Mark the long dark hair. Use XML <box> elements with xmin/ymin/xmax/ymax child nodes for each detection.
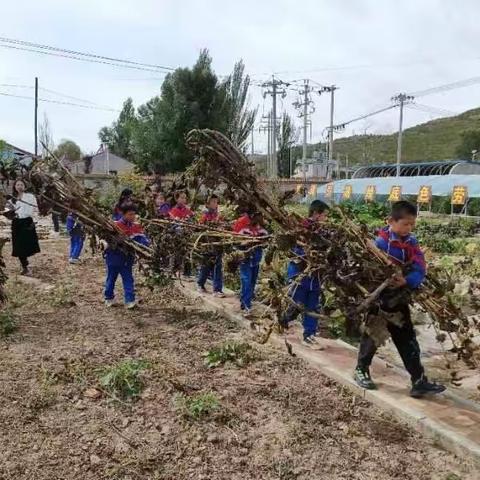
<box><xmin>12</xmin><ymin>179</ymin><xmax>26</xmax><ymax>197</ymax></box>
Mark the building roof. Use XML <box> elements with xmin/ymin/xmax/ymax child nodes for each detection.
<box><xmin>352</xmin><ymin>160</ymin><xmax>480</xmax><ymax>178</ymax></box>
<box><xmin>317</xmin><ymin>174</ymin><xmax>480</xmax><ymax>199</ymax></box>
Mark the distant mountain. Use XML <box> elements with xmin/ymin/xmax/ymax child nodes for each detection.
<box><xmin>325</xmin><ymin>107</ymin><xmax>480</xmax><ymax>165</ymax></box>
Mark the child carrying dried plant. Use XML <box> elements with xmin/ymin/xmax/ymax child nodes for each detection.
<box><xmin>169</xmin><ymin>190</ymin><xmax>195</xmax><ymax>277</ymax></box>
<box><xmin>234</xmin><ymin>211</ymin><xmax>268</xmax><ymax>318</ymax></box>
<box><xmin>197</xmin><ymin>194</ymin><xmax>225</xmax><ymax>297</ymax></box>
<box><xmin>280</xmin><ymin>200</ymin><xmax>330</xmax><ymax>347</ymax></box>
<box><xmin>66</xmin><ymin>212</ymin><xmax>85</xmax><ymax>264</ymax></box>
<box><xmin>354</xmin><ymin>200</ymin><xmax>446</xmax><ymax>398</ymax></box>
<box><xmin>104</xmin><ymin>204</ymin><xmax>150</xmax><ymax>309</ymax></box>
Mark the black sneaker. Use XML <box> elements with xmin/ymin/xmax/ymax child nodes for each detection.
<box><xmin>410</xmin><ymin>376</ymin><xmax>446</xmax><ymax>398</ymax></box>
<box><xmin>354</xmin><ymin>367</ymin><xmax>377</xmax><ymax>390</ymax></box>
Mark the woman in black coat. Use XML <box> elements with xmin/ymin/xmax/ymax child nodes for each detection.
<box><xmin>9</xmin><ymin>180</ymin><xmax>41</xmax><ymax>275</ymax></box>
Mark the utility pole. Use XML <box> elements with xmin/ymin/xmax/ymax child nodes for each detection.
<box><xmin>319</xmin><ymin>85</ymin><xmax>338</xmax><ymax>178</ymax></box>
<box><xmin>391</xmin><ymin>93</ymin><xmax>414</xmax><ymax>177</ymax></box>
<box><xmin>262</xmin><ymin>76</ymin><xmax>288</xmax><ymax>178</ymax></box>
<box><xmin>293</xmin><ymin>79</ymin><xmax>315</xmax><ymax>183</ymax></box>
<box><xmin>34</xmin><ymin>77</ymin><xmax>38</xmax><ymax>158</ymax></box>
<box><xmin>259</xmin><ymin>112</ymin><xmax>272</xmax><ymax>176</ymax></box>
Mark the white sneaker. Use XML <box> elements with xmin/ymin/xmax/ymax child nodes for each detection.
<box><xmin>196</xmin><ymin>285</ymin><xmax>208</xmax><ymax>294</ymax></box>
<box><xmin>243</xmin><ymin>308</ymin><xmax>253</xmax><ymax>318</ymax></box>
<box><xmin>69</xmin><ymin>258</ymin><xmax>79</xmax><ymax>264</ymax></box>
<box><xmin>105</xmin><ymin>299</ymin><xmax>115</xmax><ymax>307</ymax></box>
<box><xmin>213</xmin><ymin>291</ymin><xmax>225</xmax><ymax>298</ymax></box>
<box><xmin>125</xmin><ymin>301</ymin><xmax>137</xmax><ymax>310</ymax></box>
<box><xmin>302</xmin><ymin>336</ymin><xmax>315</xmax><ymax>347</ymax></box>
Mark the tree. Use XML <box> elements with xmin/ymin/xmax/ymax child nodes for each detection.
<box><xmin>277</xmin><ymin>113</ymin><xmax>299</xmax><ymax>177</ymax></box>
<box><xmin>456</xmin><ymin>130</ymin><xmax>480</xmax><ymax>159</ymax></box>
<box><xmin>54</xmin><ymin>139</ymin><xmax>82</xmax><ymax>161</ymax></box>
<box><xmin>99</xmin><ymin>98</ymin><xmax>137</xmax><ymax>160</ymax></box>
<box><xmin>223</xmin><ymin>60</ymin><xmax>257</xmax><ymax>150</ymax></box>
<box><xmin>39</xmin><ymin>113</ymin><xmax>54</xmax><ymax>158</ymax></box>
<box><xmin>133</xmin><ymin>49</ymin><xmax>229</xmax><ymax>173</ymax></box>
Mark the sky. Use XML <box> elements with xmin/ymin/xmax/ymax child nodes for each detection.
<box><xmin>1</xmin><ymin>0</ymin><xmax>480</xmax><ymax>156</ymax></box>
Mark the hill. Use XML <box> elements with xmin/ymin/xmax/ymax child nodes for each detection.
<box><xmin>325</xmin><ymin>106</ymin><xmax>480</xmax><ymax>165</ymax></box>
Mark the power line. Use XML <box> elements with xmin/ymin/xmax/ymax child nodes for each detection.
<box><xmin>40</xmin><ymin>87</ymin><xmax>114</xmax><ymax>109</ymax></box>
<box><xmin>0</xmin><ymin>91</ymin><xmax>119</xmax><ymax>112</ymax></box>
<box><xmin>0</xmin><ymin>36</ymin><xmax>175</xmax><ymax>71</ymax></box>
<box><xmin>406</xmin><ymin>102</ymin><xmax>458</xmax><ymax>117</ymax></box>
<box><xmin>408</xmin><ymin>75</ymin><xmax>480</xmax><ymax>98</ymax></box>
<box><xmin>0</xmin><ymin>43</ymin><xmax>171</xmax><ymax>74</ymax></box>
<box><xmin>333</xmin><ymin>104</ymin><xmax>397</xmax><ymax>130</ymax></box>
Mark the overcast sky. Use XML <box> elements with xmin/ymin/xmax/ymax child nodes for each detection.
<box><xmin>1</xmin><ymin>0</ymin><xmax>480</xmax><ymax>156</ymax></box>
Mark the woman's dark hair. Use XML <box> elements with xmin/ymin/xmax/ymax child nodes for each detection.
<box><xmin>309</xmin><ymin>200</ymin><xmax>329</xmax><ymax>217</ymax></box>
<box><xmin>391</xmin><ymin>200</ymin><xmax>417</xmax><ymax>220</ymax></box>
<box><xmin>12</xmin><ymin>179</ymin><xmax>27</xmax><ymax>196</ymax></box>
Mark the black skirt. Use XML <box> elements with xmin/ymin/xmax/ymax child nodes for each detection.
<box><xmin>12</xmin><ymin>217</ymin><xmax>41</xmax><ymax>258</ymax></box>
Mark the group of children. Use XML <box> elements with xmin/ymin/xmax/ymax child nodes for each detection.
<box><xmin>65</xmin><ymin>187</ymin><xmax>445</xmax><ymax>398</ymax></box>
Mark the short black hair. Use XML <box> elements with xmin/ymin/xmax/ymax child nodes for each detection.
<box><xmin>309</xmin><ymin>200</ymin><xmax>329</xmax><ymax>217</ymax></box>
<box><xmin>174</xmin><ymin>190</ymin><xmax>187</xmax><ymax>201</ymax></box>
<box><xmin>207</xmin><ymin>193</ymin><xmax>219</xmax><ymax>203</ymax></box>
<box><xmin>120</xmin><ymin>203</ymin><xmax>138</xmax><ymax>214</ymax></box>
<box><xmin>390</xmin><ymin>200</ymin><xmax>417</xmax><ymax>220</ymax></box>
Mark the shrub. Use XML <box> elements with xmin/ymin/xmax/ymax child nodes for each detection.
<box><xmin>99</xmin><ymin>359</ymin><xmax>148</xmax><ymax>400</ymax></box>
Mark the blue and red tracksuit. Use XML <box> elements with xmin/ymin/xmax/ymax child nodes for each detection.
<box><xmin>197</xmin><ymin>208</ymin><xmax>224</xmax><ymax>292</ymax></box>
<box><xmin>169</xmin><ymin>204</ymin><xmax>194</xmax><ymax>220</ymax></box>
<box><xmin>169</xmin><ymin>203</ymin><xmax>194</xmax><ymax>276</ymax></box>
<box><xmin>66</xmin><ymin>213</ymin><xmax>85</xmax><ymax>260</ymax></box>
<box><xmin>156</xmin><ymin>202</ymin><xmax>171</xmax><ymax>218</ymax></box>
<box><xmin>375</xmin><ymin>227</ymin><xmax>426</xmax><ymax>289</ymax></box>
<box><xmin>283</xmin><ymin>217</ymin><xmax>322</xmax><ymax>339</ymax></box>
<box><xmin>237</xmin><ymin>223</ymin><xmax>267</xmax><ymax>310</ymax></box>
<box><xmin>357</xmin><ymin>227</ymin><xmax>427</xmax><ymax>382</ymax></box>
<box><xmin>104</xmin><ymin>218</ymin><xmax>150</xmax><ymax>303</ymax></box>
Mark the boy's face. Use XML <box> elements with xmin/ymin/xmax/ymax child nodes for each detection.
<box><xmin>123</xmin><ymin>210</ymin><xmax>136</xmax><ymax>223</ymax></box>
<box><xmin>388</xmin><ymin>214</ymin><xmax>417</xmax><ymax>237</ymax></box>
<box><xmin>208</xmin><ymin>198</ymin><xmax>218</xmax><ymax>210</ymax></box>
<box><xmin>177</xmin><ymin>193</ymin><xmax>187</xmax><ymax>205</ymax></box>
<box><xmin>155</xmin><ymin>194</ymin><xmax>165</xmax><ymax>206</ymax></box>
<box><xmin>311</xmin><ymin>211</ymin><xmax>328</xmax><ymax>223</ymax></box>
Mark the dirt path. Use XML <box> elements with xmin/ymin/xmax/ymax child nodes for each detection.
<box><xmin>0</xmin><ymin>240</ymin><xmax>476</xmax><ymax>479</ymax></box>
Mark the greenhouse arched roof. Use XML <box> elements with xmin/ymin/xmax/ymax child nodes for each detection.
<box><xmin>316</xmin><ymin>175</ymin><xmax>480</xmax><ymax>198</ymax></box>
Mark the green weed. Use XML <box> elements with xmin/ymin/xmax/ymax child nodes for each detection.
<box><xmin>0</xmin><ymin>309</ymin><xmax>17</xmax><ymax>337</ymax></box>
<box><xmin>203</xmin><ymin>341</ymin><xmax>254</xmax><ymax>368</ymax></box>
<box><xmin>175</xmin><ymin>391</ymin><xmax>220</xmax><ymax>420</ymax></box>
<box><xmin>99</xmin><ymin>359</ymin><xmax>148</xmax><ymax>401</ymax></box>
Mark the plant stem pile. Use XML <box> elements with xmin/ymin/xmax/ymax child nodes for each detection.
<box><xmin>185</xmin><ymin>129</ymin><xmax>480</xmax><ymax>374</ymax></box>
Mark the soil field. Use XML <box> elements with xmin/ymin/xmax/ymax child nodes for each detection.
<box><xmin>0</xmin><ymin>239</ymin><xmax>476</xmax><ymax>479</ymax></box>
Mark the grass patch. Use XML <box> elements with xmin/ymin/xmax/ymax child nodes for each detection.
<box><xmin>98</xmin><ymin>359</ymin><xmax>148</xmax><ymax>401</ymax></box>
<box><xmin>174</xmin><ymin>391</ymin><xmax>220</xmax><ymax>420</ymax></box>
<box><xmin>203</xmin><ymin>341</ymin><xmax>255</xmax><ymax>368</ymax></box>
<box><xmin>0</xmin><ymin>309</ymin><xmax>17</xmax><ymax>337</ymax></box>
<box><xmin>49</xmin><ymin>282</ymin><xmax>76</xmax><ymax>307</ymax></box>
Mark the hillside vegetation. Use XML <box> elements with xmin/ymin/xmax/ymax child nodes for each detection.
<box><xmin>328</xmin><ymin>107</ymin><xmax>480</xmax><ymax>165</ymax></box>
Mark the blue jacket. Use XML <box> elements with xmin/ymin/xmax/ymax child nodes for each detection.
<box><xmin>66</xmin><ymin>214</ymin><xmax>84</xmax><ymax>237</ymax></box>
<box><xmin>376</xmin><ymin>227</ymin><xmax>426</xmax><ymax>289</ymax></box>
<box><xmin>287</xmin><ymin>218</ymin><xmax>321</xmax><ymax>291</ymax></box>
<box><xmin>105</xmin><ymin>218</ymin><xmax>150</xmax><ymax>268</ymax></box>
